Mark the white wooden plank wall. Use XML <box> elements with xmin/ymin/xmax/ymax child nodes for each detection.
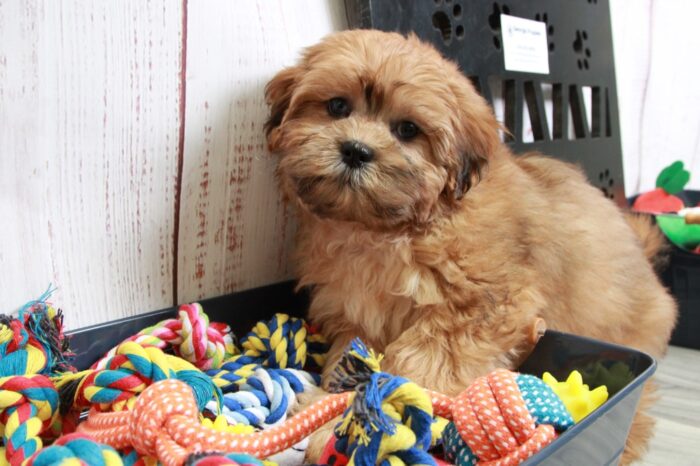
<box><xmin>1</xmin><ymin>0</ymin><xmax>699</xmax><ymax>328</ymax></box>
<box><xmin>0</xmin><ymin>0</ymin><xmax>182</xmax><ymax>328</ymax></box>
<box><xmin>177</xmin><ymin>0</ymin><xmax>346</xmax><ymax>304</ymax></box>
<box><xmin>611</xmin><ymin>0</ymin><xmax>700</xmax><ymax>193</ymax></box>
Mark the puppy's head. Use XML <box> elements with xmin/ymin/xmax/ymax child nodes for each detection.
<box><xmin>265</xmin><ymin>30</ymin><xmax>500</xmax><ymax>230</ymax></box>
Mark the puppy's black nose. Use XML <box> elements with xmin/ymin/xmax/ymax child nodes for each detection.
<box><xmin>340</xmin><ymin>140</ymin><xmax>374</xmax><ymax>168</ymax></box>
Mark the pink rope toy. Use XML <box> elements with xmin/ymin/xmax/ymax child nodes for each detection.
<box><xmin>93</xmin><ymin>303</ymin><xmax>236</xmax><ymax>371</ymax></box>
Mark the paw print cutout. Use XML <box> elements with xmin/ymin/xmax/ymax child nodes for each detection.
<box><xmin>487</xmin><ymin>2</ymin><xmax>511</xmax><ymax>50</ymax></box>
<box><xmin>432</xmin><ymin>0</ymin><xmax>465</xmax><ymax>44</ymax></box>
<box><xmin>573</xmin><ymin>29</ymin><xmax>592</xmax><ymax>70</ymax></box>
<box><xmin>599</xmin><ymin>169</ymin><xmax>614</xmax><ymax>199</ymax></box>
<box><xmin>534</xmin><ymin>12</ymin><xmax>555</xmax><ymax>52</ymax></box>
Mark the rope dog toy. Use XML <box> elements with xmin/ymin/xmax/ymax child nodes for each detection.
<box><xmin>74</xmin><ymin>340</ymin><xmax>453</xmax><ymax>466</ymax></box>
<box><xmin>329</xmin><ymin>339</ymin><xmax>437</xmax><ymax>466</ymax></box>
<box><xmin>4</xmin><ymin>292</ymin><xmax>608</xmax><ymax>466</ymax></box>
<box><xmin>76</xmin><ymin>379</ymin><xmax>351</xmax><ymax>465</ymax></box>
<box><xmin>239</xmin><ymin>314</ymin><xmax>327</xmax><ymax>371</ymax></box>
<box><xmin>25</xmin><ymin>433</ymin><xmax>123</xmax><ymax>466</ymax></box>
<box><xmin>205</xmin><ymin>314</ymin><xmax>327</xmax><ymax>392</ymax></box>
<box><xmin>55</xmin><ymin>342</ymin><xmax>221</xmax><ymax>413</ymax></box>
<box><xmin>207</xmin><ymin>366</ymin><xmax>318</xmax><ymax>428</ymax></box>
<box><xmin>442</xmin><ymin>369</ymin><xmax>574</xmax><ymax>466</ymax></box>
<box><xmin>57</xmin><ymin>310</ymin><xmax>327</xmax><ymax>466</ymax></box>
<box><xmin>94</xmin><ymin>303</ymin><xmax>236</xmax><ymax>371</ymax></box>
<box><xmin>0</xmin><ymin>293</ymin><xmax>72</xmax><ymax>466</ymax></box>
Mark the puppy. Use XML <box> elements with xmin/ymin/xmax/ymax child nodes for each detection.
<box><xmin>264</xmin><ymin>30</ymin><xmax>676</xmax><ymax>463</ymax></box>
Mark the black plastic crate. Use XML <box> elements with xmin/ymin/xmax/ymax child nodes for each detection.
<box><xmin>518</xmin><ymin>331</ymin><xmax>654</xmax><ymax>466</ymax></box>
<box><xmin>345</xmin><ymin>0</ymin><xmax>627</xmax><ymax>206</ymax></box>
<box><xmin>629</xmin><ymin>190</ymin><xmax>700</xmax><ymax>350</ymax></box>
<box><xmin>67</xmin><ymin>282</ymin><xmax>656</xmax><ymax>466</ymax></box>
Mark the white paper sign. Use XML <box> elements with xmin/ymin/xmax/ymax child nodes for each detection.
<box><xmin>501</xmin><ymin>14</ymin><xmax>550</xmax><ymax>74</ymax></box>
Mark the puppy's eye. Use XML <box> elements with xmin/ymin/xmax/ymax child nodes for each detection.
<box><xmin>394</xmin><ymin>121</ymin><xmax>420</xmax><ymax>141</ymax></box>
<box><xmin>327</xmin><ymin>97</ymin><xmax>351</xmax><ymax>118</ymax></box>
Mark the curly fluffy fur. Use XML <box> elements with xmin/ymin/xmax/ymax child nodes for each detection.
<box><xmin>265</xmin><ymin>30</ymin><xmax>676</xmax><ymax>463</ymax></box>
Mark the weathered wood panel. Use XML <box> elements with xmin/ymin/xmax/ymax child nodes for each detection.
<box><xmin>177</xmin><ymin>0</ymin><xmax>346</xmax><ymax>303</ymax></box>
<box><xmin>611</xmin><ymin>0</ymin><xmax>700</xmax><ymax>195</ymax></box>
<box><xmin>0</xmin><ymin>1</ymin><xmax>183</xmax><ymax>328</ymax></box>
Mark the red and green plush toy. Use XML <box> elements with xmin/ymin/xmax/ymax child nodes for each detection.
<box><xmin>633</xmin><ymin>161</ymin><xmax>700</xmax><ymax>253</ymax></box>
<box><xmin>632</xmin><ymin>161</ymin><xmax>690</xmax><ymax>213</ymax></box>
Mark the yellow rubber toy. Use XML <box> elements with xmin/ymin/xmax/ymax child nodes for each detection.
<box><xmin>542</xmin><ymin>370</ymin><xmax>608</xmax><ymax>423</ymax></box>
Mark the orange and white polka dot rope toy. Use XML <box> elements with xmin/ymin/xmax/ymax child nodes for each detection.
<box><xmin>78</xmin><ymin>378</ymin><xmax>351</xmax><ymax>465</ymax></box>
<box><xmin>443</xmin><ymin>369</ymin><xmax>576</xmax><ymax>466</ymax></box>
<box><xmin>75</xmin><ymin>341</ymin><xmax>454</xmax><ymax>466</ymax></box>
<box><xmin>77</xmin><ymin>380</ymin><xmax>454</xmax><ymax>466</ymax></box>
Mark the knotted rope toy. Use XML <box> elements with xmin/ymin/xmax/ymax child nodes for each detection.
<box><xmin>327</xmin><ymin>339</ymin><xmax>437</xmax><ymax>466</ymax></box>
<box><xmin>442</xmin><ymin>369</ymin><xmax>575</xmax><ymax>466</ymax></box>
<box><xmin>74</xmin><ymin>338</ymin><xmax>453</xmax><ymax>466</ymax></box>
<box><xmin>59</xmin><ymin>308</ymin><xmax>326</xmax><ymax>466</ymax></box>
<box><xmin>94</xmin><ymin>303</ymin><xmax>236</xmax><ymax>371</ymax></box>
<box><xmin>25</xmin><ymin>433</ymin><xmax>123</xmax><ymax>466</ymax></box>
<box><xmin>55</xmin><ymin>341</ymin><xmax>221</xmax><ymax>414</ymax></box>
<box><xmin>207</xmin><ymin>366</ymin><xmax>318</xmax><ymax>428</ymax></box>
<box><xmin>239</xmin><ymin>314</ymin><xmax>327</xmax><ymax>371</ymax></box>
<box><xmin>202</xmin><ymin>312</ymin><xmax>327</xmax><ymax>461</ymax></box>
<box><xmin>0</xmin><ymin>291</ymin><xmax>72</xmax><ymax>466</ymax></box>
<box><xmin>3</xmin><ymin>293</ymin><xmax>610</xmax><ymax>466</ymax></box>
<box><xmin>76</xmin><ymin>378</ymin><xmax>350</xmax><ymax>465</ymax></box>
<box><xmin>205</xmin><ymin>313</ymin><xmax>327</xmax><ymax>390</ymax></box>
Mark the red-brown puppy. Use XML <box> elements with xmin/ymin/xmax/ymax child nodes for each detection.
<box><xmin>265</xmin><ymin>30</ymin><xmax>676</xmax><ymax>463</ymax></box>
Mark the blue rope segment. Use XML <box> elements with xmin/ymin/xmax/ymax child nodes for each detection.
<box><xmin>206</xmin><ymin>366</ymin><xmax>318</xmax><ymax>428</ymax></box>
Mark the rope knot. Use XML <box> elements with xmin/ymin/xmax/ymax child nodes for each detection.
<box><xmin>169</xmin><ymin>304</ymin><xmax>236</xmax><ymax>371</ymax></box>
<box><xmin>0</xmin><ymin>292</ymin><xmax>70</xmax><ymax>466</ymax></box>
<box><xmin>64</xmin><ymin>342</ymin><xmax>220</xmax><ymax>413</ymax></box>
<box><xmin>445</xmin><ymin>369</ymin><xmax>573</xmax><ymax>466</ymax></box>
<box><xmin>129</xmin><ymin>379</ymin><xmax>199</xmax><ymax>458</ymax></box>
<box><xmin>94</xmin><ymin>303</ymin><xmax>236</xmax><ymax>371</ymax></box>
<box><xmin>240</xmin><ymin>314</ymin><xmax>327</xmax><ymax>370</ymax></box>
<box><xmin>25</xmin><ymin>433</ymin><xmax>123</xmax><ymax>466</ymax></box>
<box><xmin>82</xmin><ymin>343</ymin><xmax>177</xmax><ymax>410</ymax></box>
<box><xmin>331</xmin><ymin>339</ymin><xmax>436</xmax><ymax>466</ymax></box>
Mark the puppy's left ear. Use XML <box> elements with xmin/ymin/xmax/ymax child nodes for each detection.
<box><xmin>445</xmin><ymin>80</ymin><xmax>501</xmax><ymax>201</ymax></box>
<box><xmin>264</xmin><ymin>65</ymin><xmax>302</xmax><ymax>151</ymax></box>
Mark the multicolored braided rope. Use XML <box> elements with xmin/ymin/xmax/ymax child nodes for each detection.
<box><xmin>94</xmin><ymin>303</ymin><xmax>236</xmax><ymax>371</ymax></box>
<box><xmin>75</xmin><ymin>339</ymin><xmax>453</xmax><ymax>466</ymax></box>
<box><xmin>0</xmin><ymin>293</ymin><xmax>72</xmax><ymax>466</ymax></box>
<box><xmin>328</xmin><ymin>339</ymin><xmax>437</xmax><ymax>466</ymax></box>
<box><xmin>25</xmin><ymin>433</ymin><xmax>123</xmax><ymax>466</ymax></box>
<box><xmin>239</xmin><ymin>314</ymin><xmax>326</xmax><ymax>371</ymax></box>
<box><xmin>76</xmin><ymin>378</ymin><xmax>350</xmax><ymax>465</ymax></box>
<box><xmin>207</xmin><ymin>366</ymin><xmax>317</xmax><ymax>428</ymax></box>
<box><xmin>54</xmin><ymin>342</ymin><xmax>221</xmax><ymax>414</ymax></box>
<box><xmin>203</xmin><ymin>314</ymin><xmax>327</xmax><ymax>432</ymax></box>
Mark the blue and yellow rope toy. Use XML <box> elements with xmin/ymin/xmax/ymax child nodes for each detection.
<box><xmin>327</xmin><ymin>339</ymin><xmax>437</xmax><ymax>466</ymax></box>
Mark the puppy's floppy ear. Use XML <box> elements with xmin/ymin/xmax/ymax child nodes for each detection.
<box><xmin>445</xmin><ymin>80</ymin><xmax>501</xmax><ymax>201</ymax></box>
<box><xmin>264</xmin><ymin>65</ymin><xmax>302</xmax><ymax>150</ymax></box>
<box><xmin>453</xmin><ymin>151</ymin><xmax>488</xmax><ymax>200</ymax></box>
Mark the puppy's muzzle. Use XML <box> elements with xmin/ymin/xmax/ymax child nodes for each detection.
<box><xmin>340</xmin><ymin>140</ymin><xmax>374</xmax><ymax>169</ymax></box>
